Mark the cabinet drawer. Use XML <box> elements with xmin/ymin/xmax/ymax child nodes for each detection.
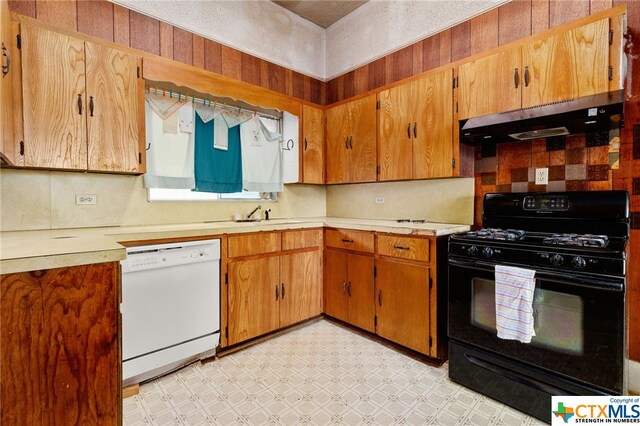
<box><xmin>325</xmin><ymin>229</ymin><xmax>374</xmax><ymax>253</ymax></box>
<box><xmin>377</xmin><ymin>235</ymin><xmax>429</xmax><ymax>262</ymax></box>
<box><xmin>282</xmin><ymin>229</ymin><xmax>322</xmax><ymax>251</ymax></box>
<box><xmin>228</xmin><ymin>232</ymin><xmax>281</xmax><ymax>258</ymax></box>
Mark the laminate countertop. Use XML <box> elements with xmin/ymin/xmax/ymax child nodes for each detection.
<box><xmin>0</xmin><ymin>217</ymin><xmax>470</xmax><ymax>274</ymax></box>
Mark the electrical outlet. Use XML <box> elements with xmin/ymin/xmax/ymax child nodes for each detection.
<box><xmin>375</xmin><ymin>196</ymin><xmax>385</xmax><ymax>204</ymax></box>
<box><xmin>535</xmin><ymin>168</ymin><xmax>549</xmax><ymax>185</ymax></box>
<box><xmin>75</xmin><ymin>194</ymin><xmax>97</xmax><ymax>205</ymax></box>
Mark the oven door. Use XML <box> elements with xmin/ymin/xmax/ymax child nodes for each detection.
<box><xmin>448</xmin><ymin>256</ymin><xmax>625</xmax><ymax>394</ymax></box>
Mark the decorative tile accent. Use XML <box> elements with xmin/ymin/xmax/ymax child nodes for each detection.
<box><xmin>549</xmin><ymin>150</ymin><xmax>566</xmax><ymax>166</ymax></box>
<box><xmin>482</xmin><ymin>157</ymin><xmax>497</xmax><ymax>173</ymax></box>
<box><xmin>565</xmin><ymin>134</ymin><xmax>586</xmax><ymax>149</ymax></box>
<box><xmin>511</xmin><ymin>182</ymin><xmax>528</xmax><ymax>192</ymax></box>
<box><xmin>548</xmin><ymin>165</ymin><xmax>565</xmax><ymax>181</ymax></box>
<box><xmin>587</xmin><ymin>165</ymin><xmax>610</xmax><ymax>181</ymax></box>
<box><xmin>511</xmin><ymin>168</ymin><xmax>529</xmax><ymax>182</ymax></box>
<box><xmin>546</xmin><ymin>136</ymin><xmax>566</xmax><ymax>151</ymax></box>
<box><xmin>481</xmin><ymin>173</ymin><xmax>496</xmax><ymax>185</ymax></box>
<box><xmin>528</xmin><ymin>183</ymin><xmax>546</xmax><ymax>192</ymax></box>
<box><xmin>123</xmin><ymin>320</ymin><xmax>545</xmax><ymax>426</ymax></box>
<box><xmin>496</xmin><ymin>184</ymin><xmax>511</xmax><ymax>193</ymax></box>
<box><xmin>566</xmin><ymin>180</ymin><xmax>587</xmax><ymax>191</ymax></box>
<box><xmin>547</xmin><ymin>181</ymin><xmax>566</xmax><ymax>192</ymax></box>
<box><xmin>565</xmin><ymin>148</ymin><xmax>586</xmax><ymax>165</ymax></box>
<box><xmin>565</xmin><ymin>164</ymin><xmax>587</xmax><ymax>181</ymax></box>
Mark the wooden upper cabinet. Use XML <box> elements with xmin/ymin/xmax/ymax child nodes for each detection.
<box><xmin>458</xmin><ymin>17</ymin><xmax>615</xmax><ymax>119</ymax></box>
<box><xmin>1</xmin><ymin>0</ymin><xmax>15</xmax><ymax>164</ymax></box>
<box><xmin>458</xmin><ymin>48</ymin><xmax>522</xmax><ymax>120</ymax></box>
<box><xmin>21</xmin><ymin>23</ymin><xmax>88</xmax><ymax>169</ymax></box>
<box><xmin>17</xmin><ymin>22</ymin><xmax>144</xmax><ymax>173</ymax></box>
<box><xmin>85</xmin><ymin>42</ymin><xmax>144</xmax><ymax>173</ymax></box>
<box><xmin>326</xmin><ymin>94</ymin><xmax>376</xmax><ymax>183</ymax></box>
<box><xmin>521</xmin><ymin>18</ymin><xmax>610</xmax><ymax>108</ymax></box>
<box><xmin>378</xmin><ymin>82</ymin><xmax>414</xmax><ymax>181</ymax></box>
<box><xmin>301</xmin><ymin>105</ymin><xmax>325</xmax><ymax>184</ymax></box>
<box><xmin>378</xmin><ymin>69</ymin><xmax>453</xmax><ymax>180</ymax></box>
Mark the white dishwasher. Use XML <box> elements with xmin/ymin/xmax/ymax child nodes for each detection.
<box><xmin>120</xmin><ymin>239</ymin><xmax>220</xmax><ymax>386</ymax></box>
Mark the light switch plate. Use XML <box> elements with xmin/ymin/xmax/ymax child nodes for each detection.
<box><xmin>375</xmin><ymin>196</ymin><xmax>385</xmax><ymax>204</ymax></box>
<box><xmin>75</xmin><ymin>194</ymin><xmax>97</xmax><ymax>205</ymax></box>
<box><xmin>535</xmin><ymin>168</ymin><xmax>549</xmax><ymax>185</ymax></box>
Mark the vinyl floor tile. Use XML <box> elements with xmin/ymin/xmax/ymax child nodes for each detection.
<box><xmin>124</xmin><ymin>320</ymin><xmax>546</xmax><ymax>425</ymax></box>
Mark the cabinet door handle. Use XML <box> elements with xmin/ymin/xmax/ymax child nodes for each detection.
<box><xmin>349</xmin><ymin>136</ymin><xmax>353</xmax><ymax>149</ymax></box>
<box><xmin>89</xmin><ymin>96</ymin><xmax>94</xmax><ymax>117</ymax></box>
<box><xmin>345</xmin><ymin>136</ymin><xmax>349</xmax><ymax>149</ymax></box>
<box><xmin>341</xmin><ymin>239</ymin><xmax>354</xmax><ymax>243</ymax></box>
<box><xmin>524</xmin><ymin>66</ymin><xmax>530</xmax><ymax>87</ymax></box>
<box><xmin>413</xmin><ymin>122</ymin><xmax>417</xmax><ymax>138</ymax></box>
<box><xmin>394</xmin><ymin>245</ymin><xmax>410</xmax><ymax>250</ymax></box>
<box><xmin>407</xmin><ymin>123</ymin><xmax>411</xmax><ymax>139</ymax></box>
<box><xmin>304</xmin><ymin>138</ymin><xmax>308</xmax><ymax>150</ymax></box>
<box><xmin>378</xmin><ymin>289</ymin><xmax>382</xmax><ymax>306</ymax></box>
<box><xmin>77</xmin><ymin>94</ymin><xmax>83</xmax><ymax>115</ymax></box>
<box><xmin>281</xmin><ymin>283</ymin><xmax>285</xmax><ymax>300</ymax></box>
<box><xmin>347</xmin><ymin>281</ymin><xmax>352</xmax><ymax>297</ymax></box>
<box><xmin>514</xmin><ymin>68</ymin><xmax>519</xmax><ymax>89</ymax></box>
<box><xmin>2</xmin><ymin>43</ymin><xmax>10</xmax><ymax>77</ymax></box>
<box><xmin>342</xmin><ymin>281</ymin><xmax>347</xmax><ymax>294</ymax></box>
<box><xmin>276</xmin><ymin>284</ymin><xmax>279</xmax><ymax>301</ymax></box>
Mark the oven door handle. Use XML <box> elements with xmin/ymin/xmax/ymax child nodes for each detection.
<box><xmin>448</xmin><ymin>257</ymin><xmax>624</xmax><ymax>292</ymax></box>
<box><xmin>463</xmin><ymin>353</ymin><xmax>575</xmax><ymax>396</ymax></box>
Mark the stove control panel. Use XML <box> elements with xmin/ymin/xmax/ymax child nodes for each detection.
<box><xmin>523</xmin><ymin>195</ymin><xmax>569</xmax><ymax>211</ymax></box>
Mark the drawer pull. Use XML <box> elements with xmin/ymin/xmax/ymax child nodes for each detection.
<box><xmin>341</xmin><ymin>239</ymin><xmax>354</xmax><ymax>243</ymax></box>
<box><xmin>393</xmin><ymin>245</ymin><xmax>410</xmax><ymax>250</ymax></box>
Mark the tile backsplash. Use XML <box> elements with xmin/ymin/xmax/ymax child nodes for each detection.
<box><xmin>473</xmin><ymin>132</ymin><xmax>616</xmax><ymax>225</ymax></box>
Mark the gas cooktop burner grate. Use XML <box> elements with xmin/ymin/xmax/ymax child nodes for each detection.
<box><xmin>542</xmin><ymin>233</ymin><xmax>609</xmax><ymax>248</ymax></box>
<box><xmin>465</xmin><ymin>228</ymin><xmax>526</xmax><ymax>241</ymax></box>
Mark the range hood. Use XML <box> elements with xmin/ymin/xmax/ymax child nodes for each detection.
<box><xmin>459</xmin><ymin>90</ymin><xmax>624</xmax><ymax>144</ymax></box>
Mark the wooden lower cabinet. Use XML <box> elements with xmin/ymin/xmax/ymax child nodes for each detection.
<box><xmin>227</xmin><ymin>256</ymin><xmax>280</xmax><ymax>346</ymax></box>
<box><xmin>375</xmin><ymin>259</ymin><xmax>430</xmax><ymax>354</ymax></box>
<box><xmin>323</xmin><ymin>250</ymin><xmax>375</xmax><ymax>333</ymax></box>
<box><xmin>1</xmin><ymin>262</ymin><xmax>121</xmax><ymax>426</ymax></box>
<box><xmin>280</xmin><ymin>251</ymin><xmax>322</xmax><ymax>327</ymax></box>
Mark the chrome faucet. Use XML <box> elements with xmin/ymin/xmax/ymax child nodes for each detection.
<box><xmin>246</xmin><ymin>205</ymin><xmax>262</xmax><ymax>220</ymax></box>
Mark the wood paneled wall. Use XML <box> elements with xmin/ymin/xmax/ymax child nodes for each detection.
<box><xmin>325</xmin><ymin>0</ymin><xmax>620</xmax><ymax>104</ymax></box>
<box><xmin>7</xmin><ymin>0</ymin><xmax>324</xmax><ymax>105</ymax></box>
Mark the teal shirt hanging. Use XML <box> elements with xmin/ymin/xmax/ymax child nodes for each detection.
<box><xmin>193</xmin><ymin>114</ymin><xmax>243</xmax><ymax>193</ymax></box>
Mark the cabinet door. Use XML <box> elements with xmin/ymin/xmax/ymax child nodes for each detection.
<box><xmin>457</xmin><ymin>48</ymin><xmax>521</xmax><ymax>120</ymax></box>
<box><xmin>1</xmin><ymin>0</ymin><xmax>14</xmax><ymax>164</ymax></box>
<box><xmin>21</xmin><ymin>23</ymin><xmax>87</xmax><ymax>169</ymax></box>
<box><xmin>325</xmin><ymin>102</ymin><xmax>350</xmax><ymax>184</ymax></box>
<box><xmin>323</xmin><ymin>250</ymin><xmax>348</xmax><ymax>322</ymax></box>
<box><xmin>348</xmin><ymin>94</ymin><xmax>377</xmax><ymax>183</ymax></box>
<box><xmin>302</xmin><ymin>105</ymin><xmax>325</xmax><ymax>184</ymax></box>
<box><xmin>280</xmin><ymin>250</ymin><xmax>322</xmax><ymax>327</ymax></box>
<box><xmin>522</xmin><ymin>18</ymin><xmax>610</xmax><ymax>108</ymax></box>
<box><xmin>346</xmin><ymin>253</ymin><xmax>375</xmax><ymax>333</ymax></box>
<box><xmin>228</xmin><ymin>257</ymin><xmax>280</xmax><ymax>345</ymax></box>
<box><xmin>85</xmin><ymin>42</ymin><xmax>143</xmax><ymax>173</ymax></box>
<box><xmin>378</xmin><ymin>83</ymin><xmax>414</xmax><ymax>181</ymax></box>
<box><xmin>376</xmin><ymin>259</ymin><xmax>430</xmax><ymax>354</ymax></box>
<box><xmin>413</xmin><ymin>70</ymin><xmax>454</xmax><ymax>179</ymax></box>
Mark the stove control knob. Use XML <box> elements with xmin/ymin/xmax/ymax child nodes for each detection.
<box><xmin>468</xmin><ymin>245</ymin><xmax>479</xmax><ymax>256</ymax></box>
<box><xmin>482</xmin><ymin>247</ymin><xmax>494</xmax><ymax>258</ymax></box>
<box><xmin>550</xmin><ymin>254</ymin><xmax>564</xmax><ymax>266</ymax></box>
<box><xmin>572</xmin><ymin>256</ymin><xmax>587</xmax><ymax>269</ymax></box>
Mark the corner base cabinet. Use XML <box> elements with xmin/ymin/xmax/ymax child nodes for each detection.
<box><xmin>1</xmin><ymin>262</ymin><xmax>121</xmax><ymax>426</ymax></box>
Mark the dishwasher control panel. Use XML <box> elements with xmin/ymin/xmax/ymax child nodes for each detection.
<box><xmin>121</xmin><ymin>239</ymin><xmax>221</xmax><ymax>273</ymax></box>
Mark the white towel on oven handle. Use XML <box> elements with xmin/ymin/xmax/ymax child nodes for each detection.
<box><xmin>494</xmin><ymin>265</ymin><xmax>537</xmax><ymax>343</ymax></box>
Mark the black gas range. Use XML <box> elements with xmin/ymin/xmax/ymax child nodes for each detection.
<box><xmin>448</xmin><ymin>191</ymin><xmax>629</xmax><ymax>421</ymax></box>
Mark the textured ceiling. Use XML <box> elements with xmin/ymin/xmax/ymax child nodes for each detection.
<box><xmin>272</xmin><ymin>0</ymin><xmax>368</xmax><ymax>28</ymax></box>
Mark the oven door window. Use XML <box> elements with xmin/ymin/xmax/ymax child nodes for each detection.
<box><xmin>471</xmin><ymin>278</ymin><xmax>584</xmax><ymax>355</ymax></box>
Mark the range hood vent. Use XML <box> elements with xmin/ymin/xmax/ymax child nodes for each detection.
<box><xmin>460</xmin><ymin>90</ymin><xmax>624</xmax><ymax>144</ymax></box>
